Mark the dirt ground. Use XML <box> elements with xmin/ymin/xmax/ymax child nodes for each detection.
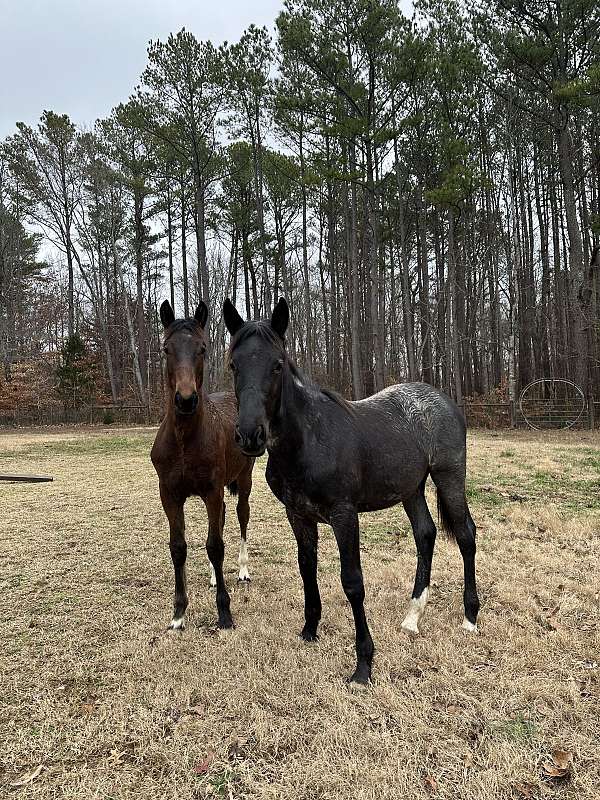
<box><xmin>0</xmin><ymin>426</ymin><xmax>598</xmax><ymax>800</ymax></box>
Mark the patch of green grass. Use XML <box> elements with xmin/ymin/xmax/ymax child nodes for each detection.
<box><xmin>491</xmin><ymin>714</ymin><xmax>537</xmax><ymax>743</ymax></box>
<box><xmin>578</xmin><ymin>454</ymin><xmax>600</xmax><ymax>470</ymax></box>
<box><xmin>360</xmin><ymin>523</ymin><xmax>409</xmax><ymax>544</ymax></box>
<box><xmin>499</xmin><ymin>449</ymin><xmax>515</xmax><ymax>458</ymax></box>
<box><xmin>207</xmin><ymin>768</ymin><xmax>236</xmax><ymax>797</ymax></box>
<box><xmin>466</xmin><ymin>484</ymin><xmax>504</xmax><ymax>507</ymax></box>
<box><xmin>0</xmin><ymin>434</ymin><xmax>153</xmax><ymax>459</ymax></box>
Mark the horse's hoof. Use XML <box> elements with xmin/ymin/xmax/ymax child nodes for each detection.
<box><xmin>237</xmin><ymin>575</ymin><xmax>251</xmax><ymax>583</ymax></box>
<box><xmin>218</xmin><ymin>617</ymin><xmax>235</xmax><ymax>630</ymax></box>
<box><xmin>348</xmin><ymin>666</ymin><xmax>371</xmax><ymax>687</ymax></box>
<box><xmin>401</xmin><ymin>621</ymin><xmax>420</xmax><ymax>637</ymax></box>
<box><xmin>168</xmin><ymin>618</ymin><xmax>185</xmax><ymax>631</ymax></box>
<box><xmin>462</xmin><ymin>617</ymin><xmax>478</xmax><ymax>633</ymax></box>
<box><xmin>300</xmin><ymin>626</ymin><xmax>318</xmax><ymax>642</ymax></box>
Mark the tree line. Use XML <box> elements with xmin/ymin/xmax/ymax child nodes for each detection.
<box><xmin>0</xmin><ymin>0</ymin><xmax>599</xmax><ymax>419</ymax></box>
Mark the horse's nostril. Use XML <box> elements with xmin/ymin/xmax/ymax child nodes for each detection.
<box><xmin>234</xmin><ymin>426</ymin><xmax>243</xmax><ymax>445</ymax></box>
<box><xmin>175</xmin><ymin>391</ymin><xmax>198</xmax><ymax>414</ymax></box>
<box><xmin>256</xmin><ymin>425</ymin><xmax>266</xmax><ymax>446</ymax></box>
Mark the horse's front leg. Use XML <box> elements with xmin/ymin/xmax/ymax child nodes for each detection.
<box><xmin>205</xmin><ymin>489</ymin><xmax>233</xmax><ymax>629</ymax></box>
<box><xmin>286</xmin><ymin>508</ymin><xmax>321</xmax><ymax>641</ymax></box>
<box><xmin>330</xmin><ymin>502</ymin><xmax>374</xmax><ymax>685</ymax></box>
<box><xmin>236</xmin><ymin>468</ymin><xmax>253</xmax><ymax>582</ymax></box>
<box><xmin>160</xmin><ymin>484</ymin><xmax>188</xmax><ymax>630</ymax></box>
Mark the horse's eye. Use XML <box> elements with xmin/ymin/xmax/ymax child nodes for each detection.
<box><xmin>229</xmin><ymin>361</ymin><xmax>236</xmax><ymax>372</ymax></box>
<box><xmin>273</xmin><ymin>360</ymin><xmax>283</xmax><ymax>374</ymax></box>
<box><xmin>199</xmin><ymin>345</ymin><xmax>206</xmax><ymax>355</ymax></box>
<box><xmin>163</xmin><ymin>346</ymin><xmax>169</xmax><ymax>355</ymax></box>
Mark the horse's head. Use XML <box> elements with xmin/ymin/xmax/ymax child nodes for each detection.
<box><xmin>160</xmin><ymin>300</ymin><xmax>208</xmax><ymax>416</ymax></box>
<box><xmin>223</xmin><ymin>297</ymin><xmax>289</xmax><ymax>456</ymax></box>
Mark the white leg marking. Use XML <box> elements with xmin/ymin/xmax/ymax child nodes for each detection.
<box><xmin>209</xmin><ymin>563</ymin><xmax>217</xmax><ymax>588</ymax></box>
<box><xmin>238</xmin><ymin>539</ymin><xmax>250</xmax><ymax>582</ymax></box>
<box><xmin>168</xmin><ymin>616</ymin><xmax>185</xmax><ymax>630</ymax></box>
<box><xmin>401</xmin><ymin>587</ymin><xmax>430</xmax><ymax>635</ymax></box>
<box><xmin>462</xmin><ymin>617</ymin><xmax>478</xmax><ymax>633</ymax></box>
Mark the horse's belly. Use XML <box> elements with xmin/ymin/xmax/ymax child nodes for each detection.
<box><xmin>355</xmin><ymin>470</ymin><xmax>425</xmax><ymax>512</ymax></box>
<box><xmin>357</xmin><ymin>493</ymin><xmax>404</xmax><ymax>513</ymax></box>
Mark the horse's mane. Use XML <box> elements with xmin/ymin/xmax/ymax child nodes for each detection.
<box><xmin>229</xmin><ymin>320</ymin><xmax>285</xmax><ymax>356</ymax></box>
<box><xmin>164</xmin><ymin>319</ymin><xmax>204</xmax><ymax>340</ymax></box>
<box><xmin>229</xmin><ymin>321</ymin><xmax>356</xmax><ymax>416</ymax></box>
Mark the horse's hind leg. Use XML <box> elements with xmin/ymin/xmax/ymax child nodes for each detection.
<box><xmin>236</xmin><ymin>467</ymin><xmax>252</xmax><ymax>582</ymax></box>
<box><xmin>431</xmin><ymin>469</ymin><xmax>480</xmax><ymax>632</ymax></box>
<box><xmin>401</xmin><ymin>482</ymin><xmax>437</xmax><ymax>636</ymax></box>
<box><xmin>159</xmin><ymin>484</ymin><xmax>188</xmax><ymax>630</ymax></box>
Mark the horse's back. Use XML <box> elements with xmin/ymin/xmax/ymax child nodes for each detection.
<box><xmin>354</xmin><ymin>382</ymin><xmax>466</xmax><ymax>469</ymax></box>
<box><xmin>207</xmin><ymin>391</ymin><xmax>238</xmax><ymax>427</ymax></box>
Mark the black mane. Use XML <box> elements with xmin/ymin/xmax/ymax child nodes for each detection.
<box><xmin>229</xmin><ymin>321</ymin><xmax>355</xmax><ymax>416</ymax></box>
<box><xmin>228</xmin><ymin>320</ymin><xmax>285</xmax><ymax>355</ymax></box>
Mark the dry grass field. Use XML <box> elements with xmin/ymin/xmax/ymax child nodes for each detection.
<box><xmin>0</xmin><ymin>426</ymin><xmax>598</xmax><ymax>800</ymax></box>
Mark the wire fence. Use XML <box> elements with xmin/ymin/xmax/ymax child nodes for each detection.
<box><xmin>0</xmin><ymin>399</ymin><xmax>597</xmax><ymax>430</ymax></box>
<box><xmin>0</xmin><ymin>404</ymin><xmax>159</xmax><ymax>428</ymax></box>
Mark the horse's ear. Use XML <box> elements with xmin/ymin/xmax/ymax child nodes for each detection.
<box><xmin>194</xmin><ymin>300</ymin><xmax>208</xmax><ymax>329</ymax></box>
<box><xmin>223</xmin><ymin>298</ymin><xmax>244</xmax><ymax>336</ymax></box>
<box><xmin>160</xmin><ymin>300</ymin><xmax>175</xmax><ymax>329</ymax></box>
<box><xmin>270</xmin><ymin>297</ymin><xmax>289</xmax><ymax>340</ymax></box>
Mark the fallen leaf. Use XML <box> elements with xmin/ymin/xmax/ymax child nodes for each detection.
<box><xmin>463</xmin><ymin>752</ymin><xmax>474</xmax><ymax>768</ymax></box>
<box><xmin>542</xmin><ymin>764</ymin><xmax>567</xmax><ymax>778</ymax></box>
<box><xmin>10</xmin><ymin>765</ymin><xmax>44</xmax><ymax>787</ymax></box>
<box><xmin>186</xmin><ymin>704</ymin><xmax>205</xmax><ymax>717</ymax></box>
<box><xmin>107</xmin><ymin>749</ymin><xmax>127</xmax><ymax>765</ymax></box>
<box><xmin>80</xmin><ymin>701</ymin><xmax>97</xmax><ymax>715</ymax></box>
<box><xmin>541</xmin><ymin>749</ymin><xmax>573</xmax><ymax>780</ymax></box>
<box><xmin>423</xmin><ymin>775</ymin><xmax>438</xmax><ymax>794</ymax></box>
<box><xmin>552</xmin><ymin>750</ymin><xmax>573</xmax><ymax>771</ymax></box>
<box><xmin>514</xmin><ymin>781</ymin><xmax>537</xmax><ymax>798</ymax></box>
<box><xmin>193</xmin><ymin>751</ymin><xmax>215</xmax><ymax>775</ymax></box>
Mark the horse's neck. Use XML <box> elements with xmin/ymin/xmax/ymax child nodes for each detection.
<box><xmin>272</xmin><ymin>364</ymin><xmax>314</xmax><ymax>449</ymax></box>
<box><xmin>168</xmin><ymin>395</ymin><xmax>205</xmax><ymax>445</ymax></box>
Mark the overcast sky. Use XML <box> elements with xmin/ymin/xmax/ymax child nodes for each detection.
<box><xmin>1</xmin><ymin>0</ymin><xmax>414</xmax><ymax>140</ymax></box>
<box><xmin>0</xmin><ymin>0</ymin><xmax>286</xmax><ymax>138</ymax></box>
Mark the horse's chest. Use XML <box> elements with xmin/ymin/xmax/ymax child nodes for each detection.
<box><xmin>266</xmin><ymin>460</ymin><xmax>328</xmax><ymax>522</ymax></box>
<box><xmin>159</xmin><ymin>454</ymin><xmax>216</xmax><ymax>498</ymax></box>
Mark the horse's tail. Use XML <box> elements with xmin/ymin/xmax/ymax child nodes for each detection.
<box><xmin>228</xmin><ymin>480</ymin><xmax>239</xmax><ymax>496</ymax></box>
<box><xmin>436</xmin><ymin>489</ymin><xmax>457</xmax><ymax>541</ymax></box>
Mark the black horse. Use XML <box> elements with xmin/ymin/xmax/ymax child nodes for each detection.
<box><xmin>224</xmin><ymin>297</ymin><xmax>479</xmax><ymax>684</ymax></box>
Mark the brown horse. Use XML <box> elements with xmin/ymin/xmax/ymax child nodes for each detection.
<box><xmin>151</xmin><ymin>300</ymin><xmax>254</xmax><ymax>630</ymax></box>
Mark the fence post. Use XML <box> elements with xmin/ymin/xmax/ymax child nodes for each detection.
<box><xmin>509</xmin><ymin>399</ymin><xmax>516</xmax><ymax>428</ymax></box>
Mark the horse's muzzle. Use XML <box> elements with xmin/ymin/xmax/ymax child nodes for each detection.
<box><xmin>175</xmin><ymin>390</ymin><xmax>199</xmax><ymax>415</ymax></box>
<box><xmin>234</xmin><ymin>423</ymin><xmax>266</xmax><ymax>456</ymax></box>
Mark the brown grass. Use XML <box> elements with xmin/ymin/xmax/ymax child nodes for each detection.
<box><xmin>0</xmin><ymin>427</ymin><xmax>598</xmax><ymax>799</ymax></box>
